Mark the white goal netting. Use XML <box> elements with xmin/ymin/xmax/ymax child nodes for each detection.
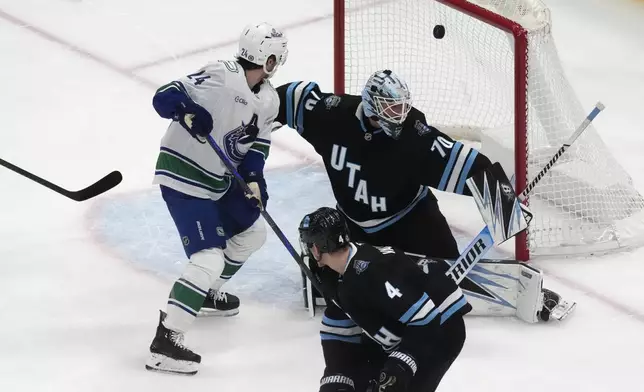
<box><xmin>339</xmin><ymin>0</ymin><xmax>644</xmax><ymax>257</ymax></box>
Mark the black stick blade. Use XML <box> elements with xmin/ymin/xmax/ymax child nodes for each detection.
<box><xmin>66</xmin><ymin>171</ymin><xmax>123</xmax><ymax>201</ymax></box>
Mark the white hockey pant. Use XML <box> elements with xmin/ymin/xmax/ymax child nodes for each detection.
<box><xmin>164</xmin><ymin>218</ymin><xmax>266</xmax><ymax>332</ymax></box>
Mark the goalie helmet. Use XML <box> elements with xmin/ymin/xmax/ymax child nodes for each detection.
<box><xmin>361</xmin><ymin>69</ymin><xmax>412</xmax><ymax>139</ymax></box>
<box><xmin>236</xmin><ymin>22</ymin><xmax>289</xmax><ymax>77</ymax></box>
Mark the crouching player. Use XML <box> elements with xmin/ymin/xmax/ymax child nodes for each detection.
<box><xmin>299</xmin><ymin>207</ymin><xmax>470</xmax><ymax>392</ymax></box>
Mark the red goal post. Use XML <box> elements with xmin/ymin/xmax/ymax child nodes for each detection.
<box><xmin>333</xmin><ymin>0</ymin><xmax>644</xmax><ymax>261</ymax></box>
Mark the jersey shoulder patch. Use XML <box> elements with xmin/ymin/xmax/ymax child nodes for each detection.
<box><xmin>215</xmin><ymin>59</ymin><xmax>242</xmax><ymax>74</ymax></box>
<box><xmin>405</xmin><ymin>108</ymin><xmax>438</xmax><ymax>137</ymax></box>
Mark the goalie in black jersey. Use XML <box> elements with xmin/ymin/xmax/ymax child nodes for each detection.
<box><xmin>299</xmin><ymin>207</ymin><xmax>470</xmax><ymax>392</ymax></box>
<box><xmin>274</xmin><ymin>69</ymin><xmax>493</xmax><ymax>263</ymax></box>
<box><xmin>274</xmin><ymin>70</ymin><xmax>497</xmax><ymax>315</ymax></box>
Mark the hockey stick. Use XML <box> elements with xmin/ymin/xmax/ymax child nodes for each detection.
<box><xmin>0</xmin><ymin>157</ymin><xmax>122</xmax><ymax>202</ymax></box>
<box><xmin>204</xmin><ymin>135</ymin><xmax>327</xmax><ymax>296</ymax></box>
<box><xmin>519</xmin><ymin>102</ymin><xmax>605</xmax><ymax>201</ymax></box>
<box><xmin>446</xmin><ymin>102</ymin><xmax>605</xmax><ymax>284</ymax></box>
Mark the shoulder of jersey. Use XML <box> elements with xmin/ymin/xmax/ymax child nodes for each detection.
<box><xmin>257</xmin><ymin>80</ymin><xmax>280</xmax><ymax>119</ymax></box>
<box><xmin>202</xmin><ymin>60</ymin><xmax>246</xmax><ymax>86</ymax></box>
<box><xmin>405</xmin><ymin>107</ymin><xmax>440</xmax><ymax>138</ymax></box>
<box><xmin>347</xmin><ymin>243</ymin><xmax>380</xmax><ymax>277</ymax></box>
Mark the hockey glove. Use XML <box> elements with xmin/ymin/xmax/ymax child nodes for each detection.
<box><xmin>369</xmin><ymin>351</ymin><xmax>416</xmax><ymax>392</ymax></box>
<box><xmin>246</xmin><ymin>181</ymin><xmax>263</xmax><ymax>211</ymax></box>
<box><xmin>240</xmin><ymin>168</ymin><xmax>268</xmax><ymax>210</ymax></box>
<box><xmin>319</xmin><ymin>374</ymin><xmax>355</xmax><ymax>392</ymax></box>
<box><xmin>175</xmin><ymin>101</ymin><xmax>213</xmax><ymax>140</ymax></box>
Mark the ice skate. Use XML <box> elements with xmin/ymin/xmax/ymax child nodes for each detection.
<box><xmin>538</xmin><ymin>288</ymin><xmax>577</xmax><ymax>322</ymax></box>
<box><xmin>145</xmin><ymin>310</ymin><xmax>201</xmax><ymax>375</ymax></box>
<box><xmin>198</xmin><ymin>290</ymin><xmax>240</xmax><ymax>317</ymax></box>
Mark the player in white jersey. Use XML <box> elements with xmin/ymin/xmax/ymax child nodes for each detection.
<box><xmin>144</xmin><ymin>23</ymin><xmax>288</xmax><ymax>375</ymax></box>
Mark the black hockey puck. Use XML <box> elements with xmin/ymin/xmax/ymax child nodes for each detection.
<box><xmin>433</xmin><ymin>25</ymin><xmax>445</xmax><ymax>39</ymax></box>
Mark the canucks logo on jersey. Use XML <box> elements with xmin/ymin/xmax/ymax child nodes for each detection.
<box><xmin>224</xmin><ymin>114</ymin><xmax>260</xmax><ymax>163</ymax></box>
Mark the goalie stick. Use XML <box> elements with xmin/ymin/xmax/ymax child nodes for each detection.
<box><xmin>0</xmin><ymin>157</ymin><xmax>122</xmax><ymax>202</ymax></box>
<box><xmin>446</xmin><ymin>102</ymin><xmax>605</xmax><ymax>285</ymax></box>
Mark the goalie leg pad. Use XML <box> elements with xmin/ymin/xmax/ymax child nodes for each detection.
<box><xmin>516</xmin><ymin>264</ymin><xmax>544</xmax><ymax>323</ymax></box>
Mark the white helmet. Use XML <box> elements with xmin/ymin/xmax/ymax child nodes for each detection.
<box><xmin>236</xmin><ymin>23</ymin><xmax>288</xmax><ymax>77</ymax></box>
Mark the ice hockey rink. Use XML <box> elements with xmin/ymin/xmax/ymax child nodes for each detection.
<box><xmin>1</xmin><ymin>0</ymin><xmax>644</xmax><ymax>390</ymax></box>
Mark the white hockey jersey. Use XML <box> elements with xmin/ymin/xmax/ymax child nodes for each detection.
<box><xmin>153</xmin><ymin>60</ymin><xmax>278</xmax><ymax>200</ymax></box>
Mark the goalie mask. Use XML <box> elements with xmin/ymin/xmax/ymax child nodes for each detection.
<box><xmin>361</xmin><ymin>69</ymin><xmax>412</xmax><ymax>139</ymax></box>
<box><xmin>298</xmin><ymin>207</ymin><xmax>351</xmax><ymax>290</ymax></box>
<box><xmin>236</xmin><ymin>22</ymin><xmax>289</xmax><ymax>77</ymax></box>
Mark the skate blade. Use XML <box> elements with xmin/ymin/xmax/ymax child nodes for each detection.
<box><xmin>197</xmin><ymin>308</ymin><xmax>239</xmax><ymax>317</ymax></box>
<box><xmin>550</xmin><ymin>300</ymin><xmax>576</xmax><ymax>321</ymax></box>
<box><xmin>145</xmin><ymin>353</ymin><xmax>199</xmax><ymax>375</ymax></box>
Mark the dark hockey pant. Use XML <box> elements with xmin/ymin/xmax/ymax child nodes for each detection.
<box><xmin>406</xmin><ymin>316</ymin><xmax>466</xmax><ymax>392</ymax></box>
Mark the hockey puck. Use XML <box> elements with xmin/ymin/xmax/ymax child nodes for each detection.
<box><xmin>433</xmin><ymin>25</ymin><xmax>445</xmax><ymax>39</ymax></box>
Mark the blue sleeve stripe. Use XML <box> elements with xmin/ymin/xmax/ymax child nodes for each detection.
<box><xmin>408</xmin><ymin>307</ymin><xmax>440</xmax><ymax>326</ymax></box>
<box><xmin>285</xmin><ymin>82</ymin><xmax>299</xmax><ymax>129</ymax></box>
<box><xmin>455</xmin><ymin>149</ymin><xmax>479</xmax><ymax>194</ymax></box>
<box><xmin>398</xmin><ymin>292</ymin><xmax>429</xmax><ymax>323</ymax></box>
<box><xmin>322</xmin><ymin>315</ymin><xmax>356</xmax><ymax>328</ymax></box>
<box><xmin>440</xmin><ymin>296</ymin><xmax>468</xmax><ymax>324</ymax></box>
<box><xmin>296</xmin><ymin>82</ymin><xmax>317</xmax><ymax>134</ymax></box>
<box><xmin>320</xmin><ymin>333</ymin><xmax>362</xmax><ymax>344</ymax></box>
<box><xmin>255</xmin><ymin>137</ymin><xmax>271</xmax><ymax>145</ymax></box>
<box><xmin>438</xmin><ymin>142</ymin><xmax>463</xmax><ymax>191</ymax></box>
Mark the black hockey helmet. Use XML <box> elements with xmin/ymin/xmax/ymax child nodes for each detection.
<box><xmin>298</xmin><ymin>207</ymin><xmax>351</xmax><ymax>259</ymax></box>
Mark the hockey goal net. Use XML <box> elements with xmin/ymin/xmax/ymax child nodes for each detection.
<box><xmin>334</xmin><ymin>0</ymin><xmax>644</xmax><ymax>260</ymax></box>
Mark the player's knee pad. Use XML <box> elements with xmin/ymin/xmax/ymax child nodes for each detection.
<box><xmin>225</xmin><ymin>218</ymin><xmax>266</xmax><ymax>262</ymax></box>
<box><xmin>184</xmin><ymin>247</ymin><xmax>226</xmax><ymax>288</ymax></box>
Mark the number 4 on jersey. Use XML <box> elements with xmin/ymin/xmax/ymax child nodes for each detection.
<box><xmin>385</xmin><ymin>281</ymin><xmax>402</xmax><ymax>299</ymax></box>
<box><xmin>187</xmin><ymin>70</ymin><xmax>211</xmax><ymax>86</ymax></box>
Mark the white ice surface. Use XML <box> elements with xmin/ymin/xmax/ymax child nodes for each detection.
<box><xmin>1</xmin><ymin>0</ymin><xmax>644</xmax><ymax>391</ymax></box>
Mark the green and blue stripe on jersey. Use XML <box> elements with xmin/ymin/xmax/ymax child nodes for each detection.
<box><xmin>155</xmin><ymin>147</ymin><xmax>231</xmax><ymax>194</ymax></box>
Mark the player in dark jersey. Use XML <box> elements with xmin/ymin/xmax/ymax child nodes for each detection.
<box><xmin>274</xmin><ymin>69</ymin><xmax>494</xmax><ymax>260</ymax></box>
<box><xmin>299</xmin><ymin>207</ymin><xmax>470</xmax><ymax>392</ymax></box>
<box><xmin>274</xmin><ymin>69</ymin><xmax>498</xmax><ymax>339</ymax></box>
